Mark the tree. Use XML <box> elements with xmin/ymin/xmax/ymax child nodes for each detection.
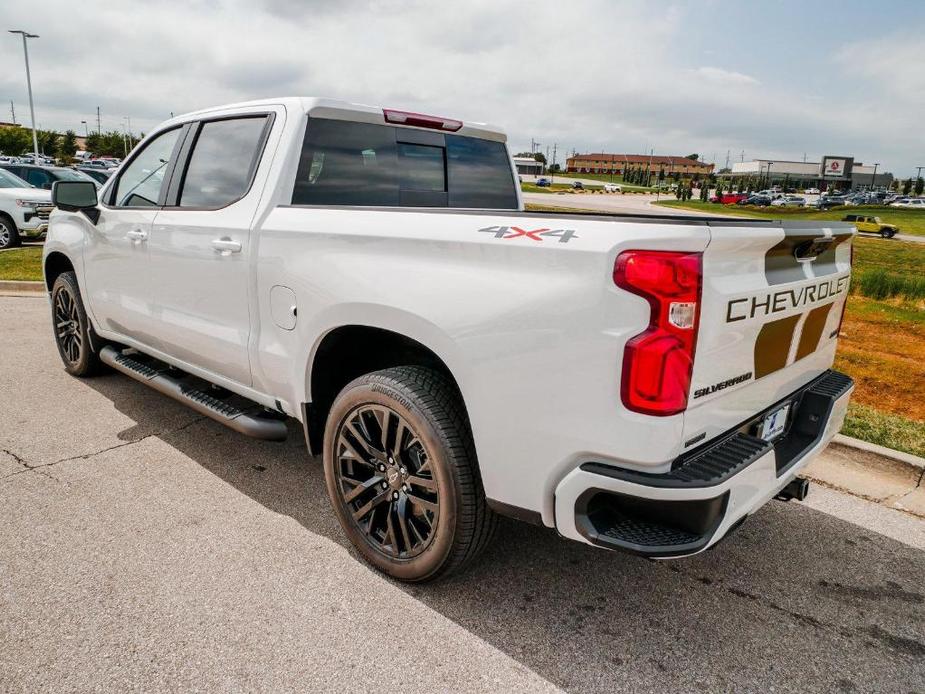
<box><xmin>36</xmin><ymin>129</ymin><xmax>60</xmax><ymax>157</ymax></box>
<box><xmin>57</xmin><ymin>130</ymin><xmax>78</xmax><ymax>162</ymax></box>
<box><xmin>916</xmin><ymin>178</ymin><xmax>924</xmax><ymax>196</ymax></box>
<box><xmin>902</xmin><ymin>178</ymin><xmax>913</xmax><ymax>195</ymax></box>
<box><xmin>84</xmin><ymin>130</ymin><xmax>139</xmax><ymax>158</ymax></box>
<box><xmin>685</xmin><ymin>154</ymin><xmax>699</xmax><ymax>161</ymax></box>
<box><xmin>533</xmin><ymin>152</ymin><xmax>547</xmax><ymax>165</ymax></box>
<box><xmin>0</xmin><ymin>125</ymin><xmax>32</xmax><ymax>156</ymax></box>
<box><xmin>700</xmin><ymin>181</ymin><xmax>709</xmax><ymax>202</ymax></box>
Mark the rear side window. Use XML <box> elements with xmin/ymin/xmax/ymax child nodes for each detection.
<box><xmin>179</xmin><ymin>117</ymin><xmax>269</xmax><ymax>208</ymax></box>
<box><xmin>292</xmin><ymin>117</ymin><xmax>516</xmax><ymax>209</ymax></box>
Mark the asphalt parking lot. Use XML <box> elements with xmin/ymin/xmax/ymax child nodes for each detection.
<box><xmin>2</xmin><ymin>294</ymin><xmax>924</xmax><ymax>692</ymax></box>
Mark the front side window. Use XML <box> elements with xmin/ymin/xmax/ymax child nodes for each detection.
<box><xmin>113</xmin><ymin>127</ymin><xmax>182</xmax><ymax>207</ymax></box>
<box><xmin>26</xmin><ymin>168</ymin><xmax>51</xmax><ymax>189</ymax></box>
<box><xmin>179</xmin><ymin>117</ymin><xmax>269</xmax><ymax>207</ymax></box>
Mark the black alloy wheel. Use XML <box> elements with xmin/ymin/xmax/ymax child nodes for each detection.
<box><xmin>334</xmin><ymin>404</ymin><xmax>439</xmax><ymax>559</ymax></box>
<box><xmin>323</xmin><ymin>366</ymin><xmax>496</xmax><ymax>581</ymax></box>
<box><xmin>50</xmin><ymin>271</ymin><xmax>102</xmax><ymax>377</ymax></box>
<box><xmin>54</xmin><ymin>284</ymin><xmax>83</xmax><ymax>365</ymax></box>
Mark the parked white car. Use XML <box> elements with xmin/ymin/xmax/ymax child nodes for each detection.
<box><xmin>603</xmin><ymin>182</ymin><xmax>622</xmax><ymax>193</ymax></box>
<box><xmin>890</xmin><ymin>198</ymin><xmax>925</xmax><ymax>209</ymax></box>
<box><xmin>0</xmin><ymin>167</ymin><xmax>52</xmax><ymax>249</ymax></box>
<box><xmin>43</xmin><ymin>97</ymin><xmax>855</xmax><ymax>581</ymax></box>
<box><xmin>770</xmin><ymin>195</ymin><xmax>806</xmax><ymax>208</ymax></box>
<box><xmin>803</xmin><ymin>188</ymin><xmax>820</xmax><ymax>195</ymax></box>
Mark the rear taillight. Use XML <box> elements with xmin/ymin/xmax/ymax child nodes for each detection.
<box><xmin>613</xmin><ymin>250</ymin><xmax>703</xmax><ymax>416</ymax></box>
<box><xmin>383</xmin><ymin>109</ymin><xmax>463</xmax><ymax>132</ymax></box>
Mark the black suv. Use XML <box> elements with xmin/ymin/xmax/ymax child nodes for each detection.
<box><xmin>0</xmin><ymin>164</ymin><xmax>100</xmax><ymax>190</ymax></box>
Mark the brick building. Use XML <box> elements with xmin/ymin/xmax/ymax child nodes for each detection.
<box><xmin>566</xmin><ymin>153</ymin><xmax>714</xmax><ymax>177</ymax></box>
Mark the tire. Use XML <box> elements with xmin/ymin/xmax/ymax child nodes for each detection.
<box><xmin>51</xmin><ymin>271</ymin><xmax>102</xmax><ymax>377</ymax></box>
<box><xmin>323</xmin><ymin>366</ymin><xmax>496</xmax><ymax>582</ymax></box>
<box><xmin>0</xmin><ymin>214</ymin><xmax>20</xmax><ymax>250</ymax></box>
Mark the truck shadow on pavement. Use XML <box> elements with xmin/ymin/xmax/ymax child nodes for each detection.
<box><xmin>86</xmin><ymin>374</ymin><xmax>925</xmax><ymax>693</ymax></box>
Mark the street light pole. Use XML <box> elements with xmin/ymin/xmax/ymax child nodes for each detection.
<box><xmin>81</xmin><ymin>120</ymin><xmax>88</xmax><ymax>138</ymax></box>
<box><xmin>870</xmin><ymin>163</ymin><xmax>879</xmax><ymax>191</ymax></box>
<box><xmin>8</xmin><ymin>29</ymin><xmax>40</xmax><ymax>162</ymax></box>
<box><xmin>766</xmin><ymin>161</ymin><xmax>774</xmax><ymax>189</ymax></box>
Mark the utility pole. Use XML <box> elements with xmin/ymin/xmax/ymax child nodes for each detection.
<box><xmin>96</xmin><ymin>106</ymin><xmax>101</xmax><ymax>134</ymax></box>
<box><xmin>9</xmin><ymin>30</ymin><xmax>40</xmax><ymax>161</ymax></box>
<box><xmin>724</xmin><ymin>150</ymin><xmax>730</xmax><ymax>170</ymax></box>
<box><xmin>551</xmin><ymin>143</ymin><xmax>557</xmax><ymax>184</ymax></box>
<box><xmin>9</xmin><ymin>100</ymin><xmax>15</xmax><ymax>124</ymax></box>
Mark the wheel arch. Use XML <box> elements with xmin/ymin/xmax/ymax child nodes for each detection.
<box><xmin>302</xmin><ymin>323</ymin><xmax>471</xmax><ymax>457</ymax></box>
<box><xmin>43</xmin><ymin>251</ymin><xmax>75</xmax><ymax>291</ymax></box>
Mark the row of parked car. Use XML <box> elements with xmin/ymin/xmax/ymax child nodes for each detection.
<box><xmin>711</xmin><ymin>188</ymin><xmax>924</xmax><ymax>210</ymax></box>
<box><xmin>0</xmin><ymin>158</ymin><xmax>121</xmax><ymax>249</ymax></box>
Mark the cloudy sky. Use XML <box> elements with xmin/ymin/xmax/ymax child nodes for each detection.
<box><xmin>2</xmin><ymin>0</ymin><xmax>923</xmax><ymax>175</ymax></box>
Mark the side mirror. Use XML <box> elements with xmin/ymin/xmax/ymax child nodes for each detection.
<box><xmin>52</xmin><ymin>180</ymin><xmax>100</xmax><ymax>224</ymax></box>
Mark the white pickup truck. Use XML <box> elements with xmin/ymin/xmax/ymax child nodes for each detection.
<box><xmin>0</xmin><ymin>167</ymin><xmax>52</xmax><ymax>249</ymax></box>
<box><xmin>43</xmin><ymin>97</ymin><xmax>854</xmax><ymax>581</ymax></box>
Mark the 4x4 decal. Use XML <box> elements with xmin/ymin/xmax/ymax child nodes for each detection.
<box><xmin>478</xmin><ymin>226</ymin><xmax>578</xmax><ymax>243</ymax></box>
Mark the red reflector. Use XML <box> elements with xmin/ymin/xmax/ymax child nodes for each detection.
<box><xmin>613</xmin><ymin>250</ymin><xmax>703</xmax><ymax>416</ymax></box>
<box><xmin>383</xmin><ymin>108</ymin><xmax>463</xmax><ymax>132</ymax></box>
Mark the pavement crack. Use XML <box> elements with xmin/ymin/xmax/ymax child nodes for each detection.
<box><xmin>0</xmin><ymin>416</ymin><xmax>206</xmax><ymax>482</ymax></box>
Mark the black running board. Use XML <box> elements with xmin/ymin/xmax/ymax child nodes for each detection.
<box><xmin>100</xmin><ymin>346</ymin><xmax>288</xmax><ymax>441</ymax></box>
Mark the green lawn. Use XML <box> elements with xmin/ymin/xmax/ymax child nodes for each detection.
<box><xmin>0</xmin><ymin>246</ymin><xmax>43</xmax><ymax>281</ymax></box>
<box><xmin>841</xmin><ymin>403</ymin><xmax>925</xmax><ymax>458</ymax></box>
<box><xmin>653</xmin><ymin>200</ymin><xmax>925</xmax><ymax>237</ymax></box>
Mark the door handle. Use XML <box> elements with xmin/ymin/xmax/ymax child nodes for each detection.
<box><xmin>126</xmin><ymin>229</ymin><xmax>148</xmax><ymax>243</ymax></box>
<box><xmin>212</xmin><ymin>237</ymin><xmax>242</xmax><ymax>256</ymax></box>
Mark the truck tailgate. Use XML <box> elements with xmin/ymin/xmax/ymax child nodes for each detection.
<box><xmin>683</xmin><ymin>220</ymin><xmax>854</xmax><ymax>448</ymax></box>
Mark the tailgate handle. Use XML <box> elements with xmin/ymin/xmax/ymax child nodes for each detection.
<box><xmin>794</xmin><ymin>237</ymin><xmax>833</xmax><ymax>263</ymax></box>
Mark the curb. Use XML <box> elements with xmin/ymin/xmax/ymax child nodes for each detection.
<box><xmin>832</xmin><ymin>434</ymin><xmax>924</xmax><ymax>471</ymax></box>
<box><xmin>0</xmin><ymin>280</ymin><xmax>44</xmax><ymax>294</ymax></box>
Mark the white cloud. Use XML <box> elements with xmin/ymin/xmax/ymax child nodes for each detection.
<box><xmin>693</xmin><ymin>67</ymin><xmax>760</xmax><ymax>86</ymax></box>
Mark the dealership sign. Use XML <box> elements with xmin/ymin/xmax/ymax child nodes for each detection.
<box><xmin>821</xmin><ymin>156</ymin><xmax>854</xmax><ymax>179</ymax></box>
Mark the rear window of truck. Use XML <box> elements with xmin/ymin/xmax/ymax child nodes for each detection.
<box><xmin>292</xmin><ymin>117</ymin><xmax>517</xmax><ymax>209</ymax></box>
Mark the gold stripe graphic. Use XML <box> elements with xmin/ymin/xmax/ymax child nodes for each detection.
<box><xmin>754</xmin><ymin>314</ymin><xmax>801</xmax><ymax>378</ymax></box>
<box><xmin>795</xmin><ymin>302</ymin><xmax>834</xmax><ymax>361</ymax></box>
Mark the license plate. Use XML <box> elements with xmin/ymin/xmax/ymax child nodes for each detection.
<box><xmin>760</xmin><ymin>403</ymin><xmax>790</xmax><ymax>441</ymax></box>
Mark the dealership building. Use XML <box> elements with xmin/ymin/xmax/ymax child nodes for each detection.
<box><xmin>723</xmin><ymin>156</ymin><xmax>892</xmax><ymax>190</ymax></box>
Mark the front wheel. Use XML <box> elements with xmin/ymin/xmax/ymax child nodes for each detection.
<box><xmin>323</xmin><ymin>366</ymin><xmax>496</xmax><ymax>582</ymax></box>
<box><xmin>51</xmin><ymin>271</ymin><xmax>102</xmax><ymax>377</ymax></box>
<box><xmin>0</xmin><ymin>215</ymin><xmax>20</xmax><ymax>250</ymax></box>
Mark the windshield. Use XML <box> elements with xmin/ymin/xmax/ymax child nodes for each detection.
<box><xmin>0</xmin><ymin>168</ymin><xmax>31</xmax><ymax>188</ymax></box>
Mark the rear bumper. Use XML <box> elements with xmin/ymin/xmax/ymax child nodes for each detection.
<box><xmin>554</xmin><ymin>370</ymin><xmax>853</xmax><ymax>558</ymax></box>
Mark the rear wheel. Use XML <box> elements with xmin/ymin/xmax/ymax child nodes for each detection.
<box><xmin>51</xmin><ymin>271</ymin><xmax>102</xmax><ymax>377</ymax></box>
<box><xmin>0</xmin><ymin>214</ymin><xmax>20</xmax><ymax>250</ymax></box>
<box><xmin>323</xmin><ymin>366</ymin><xmax>496</xmax><ymax>582</ymax></box>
